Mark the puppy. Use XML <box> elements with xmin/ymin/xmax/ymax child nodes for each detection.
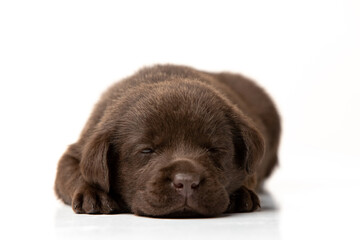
<box><xmin>55</xmin><ymin>64</ymin><xmax>281</xmax><ymax>217</ymax></box>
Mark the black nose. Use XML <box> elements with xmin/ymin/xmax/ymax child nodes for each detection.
<box><xmin>173</xmin><ymin>173</ymin><xmax>200</xmax><ymax>197</ymax></box>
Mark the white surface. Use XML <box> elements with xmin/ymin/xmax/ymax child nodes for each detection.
<box><xmin>1</xmin><ymin>0</ymin><xmax>360</xmax><ymax>239</ymax></box>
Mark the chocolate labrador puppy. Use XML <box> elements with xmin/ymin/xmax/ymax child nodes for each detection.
<box><xmin>55</xmin><ymin>64</ymin><xmax>281</xmax><ymax>217</ymax></box>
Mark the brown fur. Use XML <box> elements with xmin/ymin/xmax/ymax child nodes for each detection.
<box><xmin>54</xmin><ymin>64</ymin><xmax>281</xmax><ymax>217</ymax></box>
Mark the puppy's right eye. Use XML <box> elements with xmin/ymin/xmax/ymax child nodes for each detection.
<box><xmin>141</xmin><ymin>148</ymin><xmax>154</xmax><ymax>154</ymax></box>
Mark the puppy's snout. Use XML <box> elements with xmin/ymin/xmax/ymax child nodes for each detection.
<box><xmin>172</xmin><ymin>173</ymin><xmax>200</xmax><ymax>197</ymax></box>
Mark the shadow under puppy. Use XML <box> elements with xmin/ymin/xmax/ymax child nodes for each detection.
<box><xmin>55</xmin><ymin>64</ymin><xmax>281</xmax><ymax>217</ymax></box>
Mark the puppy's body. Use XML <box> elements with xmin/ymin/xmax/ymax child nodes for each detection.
<box><xmin>55</xmin><ymin>65</ymin><xmax>281</xmax><ymax>217</ymax></box>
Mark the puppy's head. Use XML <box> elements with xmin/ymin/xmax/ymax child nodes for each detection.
<box><xmin>80</xmin><ymin>81</ymin><xmax>264</xmax><ymax>217</ymax></box>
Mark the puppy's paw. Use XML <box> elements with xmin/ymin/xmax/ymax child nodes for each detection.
<box><xmin>72</xmin><ymin>185</ymin><xmax>119</xmax><ymax>214</ymax></box>
<box><xmin>227</xmin><ymin>186</ymin><xmax>260</xmax><ymax>213</ymax></box>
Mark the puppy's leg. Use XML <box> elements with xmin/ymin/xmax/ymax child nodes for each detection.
<box><xmin>226</xmin><ymin>174</ymin><xmax>260</xmax><ymax>212</ymax></box>
<box><xmin>71</xmin><ymin>182</ymin><xmax>120</xmax><ymax>214</ymax></box>
<box><xmin>227</xmin><ymin>186</ymin><xmax>260</xmax><ymax>213</ymax></box>
<box><xmin>54</xmin><ymin>145</ymin><xmax>119</xmax><ymax>214</ymax></box>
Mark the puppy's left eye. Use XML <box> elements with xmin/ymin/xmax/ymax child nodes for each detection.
<box><xmin>141</xmin><ymin>148</ymin><xmax>154</xmax><ymax>154</ymax></box>
<box><xmin>206</xmin><ymin>147</ymin><xmax>219</xmax><ymax>154</ymax></box>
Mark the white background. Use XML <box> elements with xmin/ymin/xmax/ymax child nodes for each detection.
<box><xmin>1</xmin><ymin>0</ymin><xmax>359</xmax><ymax>239</ymax></box>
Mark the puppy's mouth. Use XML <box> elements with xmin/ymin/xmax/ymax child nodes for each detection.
<box><xmin>132</xmin><ymin>191</ymin><xmax>209</xmax><ymax>218</ymax></box>
<box><xmin>132</xmin><ymin>183</ymin><xmax>230</xmax><ymax>217</ymax></box>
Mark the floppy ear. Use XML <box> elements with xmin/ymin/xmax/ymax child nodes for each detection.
<box><xmin>80</xmin><ymin>128</ymin><xmax>112</xmax><ymax>193</ymax></box>
<box><xmin>228</xmin><ymin>108</ymin><xmax>265</xmax><ymax>174</ymax></box>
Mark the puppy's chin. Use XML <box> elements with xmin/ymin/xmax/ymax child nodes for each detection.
<box><xmin>130</xmin><ymin>187</ymin><xmax>230</xmax><ymax>218</ymax></box>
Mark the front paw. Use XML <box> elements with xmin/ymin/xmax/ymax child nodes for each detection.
<box><xmin>72</xmin><ymin>185</ymin><xmax>119</xmax><ymax>214</ymax></box>
<box><xmin>227</xmin><ymin>186</ymin><xmax>260</xmax><ymax>213</ymax></box>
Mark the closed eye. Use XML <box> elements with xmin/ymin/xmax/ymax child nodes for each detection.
<box><xmin>140</xmin><ymin>148</ymin><xmax>154</xmax><ymax>154</ymax></box>
<box><xmin>207</xmin><ymin>147</ymin><xmax>219</xmax><ymax>153</ymax></box>
<box><xmin>205</xmin><ymin>146</ymin><xmax>227</xmax><ymax>155</ymax></box>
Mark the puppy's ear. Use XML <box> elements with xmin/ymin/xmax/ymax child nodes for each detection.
<box><xmin>80</xmin><ymin>128</ymin><xmax>112</xmax><ymax>192</ymax></box>
<box><xmin>228</xmin><ymin>108</ymin><xmax>265</xmax><ymax>174</ymax></box>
